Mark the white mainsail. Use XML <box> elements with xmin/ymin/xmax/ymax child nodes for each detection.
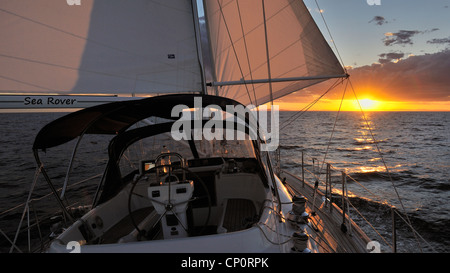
<box><xmin>0</xmin><ymin>0</ymin><xmax>345</xmax><ymax>108</ymax></box>
<box><xmin>0</xmin><ymin>0</ymin><xmax>203</xmax><ymax>96</ymax></box>
<box><xmin>203</xmin><ymin>0</ymin><xmax>346</xmax><ymax>106</ymax></box>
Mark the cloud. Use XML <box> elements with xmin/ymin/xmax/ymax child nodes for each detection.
<box><xmin>378</xmin><ymin>52</ymin><xmax>405</xmax><ymax>64</ymax></box>
<box><xmin>384</xmin><ymin>29</ymin><xmax>439</xmax><ymax>46</ymax></box>
<box><xmin>278</xmin><ymin>50</ymin><xmax>450</xmax><ymax>103</ymax></box>
<box><xmin>427</xmin><ymin>37</ymin><xmax>450</xmax><ymax>46</ymax></box>
<box><xmin>369</xmin><ymin>16</ymin><xmax>387</xmax><ymax>26</ymax></box>
<box><xmin>346</xmin><ymin>49</ymin><xmax>450</xmax><ymax>102</ymax></box>
<box><xmin>383</xmin><ymin>30</ymin><xmax>421</xmax><ymax>46</ymax></box>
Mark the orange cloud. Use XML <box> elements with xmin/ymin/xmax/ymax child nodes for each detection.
<box><xmin>274</xmin><ymin>50</ymin><xmax>450</xmax><ymax>111</ymax></box>
<box><xmin>347</xmin><ymin>49</ymin><xmax>450</xmax><ymax>102</ymax></box>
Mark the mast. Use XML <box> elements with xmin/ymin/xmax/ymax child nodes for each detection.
<box><xmin>202</xmin><ymin>0</ymin><xmax>220</xmax><ymax>96</ymax></box>
<box><xmin>261</xmin><ymin>0</ymin><xmax>273</xmax><ymax>105</ymax></box>
<box><xmin>192</xmin><ymin>0</ymin><xmax>207</xmax><ymax>95</ymax></box>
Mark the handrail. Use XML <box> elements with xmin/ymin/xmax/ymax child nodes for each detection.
<box><xmin>0</xmin><ymin>170</ymin><xmax>102</xmax><ymax>253</ymax></box>
<box><xmin>294</xmin><ymin>150</ymin><xmax>435</xmax><ymax>253</ymax></box>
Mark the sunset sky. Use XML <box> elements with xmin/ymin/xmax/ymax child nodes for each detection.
<box><xmin>275</xmin><ymin>0</ymin><xmax>450</xmax><ymax>111</ymax></box>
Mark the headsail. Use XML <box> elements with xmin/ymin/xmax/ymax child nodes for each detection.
<box><xmin>0</xmin><ymin>0</ymin><xmax>203</xmax><ymax>96</ymax></box>
<box><xmin>203</xmin><ymin>0</ymin><xmax>346</xmax><ymax>106</ymax></box>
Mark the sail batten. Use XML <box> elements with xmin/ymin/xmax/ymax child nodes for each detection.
<box><xmin>208</xmin><ymin>74</ymin><xmax>348</xmax><ymax>87</ymax></box>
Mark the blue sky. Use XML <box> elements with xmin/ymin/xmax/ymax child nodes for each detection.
<box><xmin>304</xmin><ymin>0</ymin><xmax>450</xmax><ymax>67</ymax></box>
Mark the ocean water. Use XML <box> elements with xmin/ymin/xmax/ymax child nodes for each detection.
<box><xmin>0</xmin><ymin>111</ymin><xmax>448</xmax><ymax>253</ymax></box>
<box><xmin>279</xmin><ymin>111</ymin><xmax>450</xmax><ymax>253</ymax></box>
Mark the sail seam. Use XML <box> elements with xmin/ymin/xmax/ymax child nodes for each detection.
<box><xmin>236</xmin><ymin>0</ymin><xmax>258</xmax><ymax>105</ymax></box>
<box><xmin>216</xmin><ymin>0</ymin><xmax>254</xmax><ymax>105</ymax></box>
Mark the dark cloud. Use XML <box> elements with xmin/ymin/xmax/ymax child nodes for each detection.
<box><xmin>279</xmin><ymin>50</ymin><xmax>450</xmax><ymax>103</ymax></box>
<box><xmin>384</xmin><ymin>30</ymin><xmax>421</xmax><ymax>46</ymax></box>
<box><xmin>427</xmin><ymin>37</ymin><xmax>450</xmax><ymax>46</ymax></box>
<box><xmin>384</xmin><ymin>29</ymin><xmax>439</xmax><ymax>46</ymax></box>
<box><xmin>369</xmin><ymin>16</ymin><xmax>387</xmax><ymax>26</ymax></box>
<box><xmin>378</xmin><ymin>52</ymin><xmax>405</xmax><ymax>64</ymax></box>
<box><xmin>346</xmin><ymin>50</ymin><xmax>450</xmax><ymax>101</ymax></box>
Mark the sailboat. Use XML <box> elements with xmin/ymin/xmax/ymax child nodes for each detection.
<box><xmin>2</xmin><ymin>0</ymin><xmax>383</xmax><ymax>253</ymax></box>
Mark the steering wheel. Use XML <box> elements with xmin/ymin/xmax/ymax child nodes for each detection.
<box><xmin>127</xmin><ymin>156</ymin><xmax>211</xmax><ymax>240</ymax></box>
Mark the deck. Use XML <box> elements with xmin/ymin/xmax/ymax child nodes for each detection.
<box><xmin>281</xmin><ymin>170</ymin><xmax>371</xmax><ymax>253</ymax></box>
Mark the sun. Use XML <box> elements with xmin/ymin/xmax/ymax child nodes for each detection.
<box><xmin>353</xmin><ymin>98</ymin><xmax>380</xmax><ymax>111</ymax></box>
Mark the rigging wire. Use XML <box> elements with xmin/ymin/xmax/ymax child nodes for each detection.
<box><xmin>280</xmin><ymin>0</ymin><xmax>433</xmax><ymax>253</ymax></box>
<box><xmin>348</xmin><ymin>79</ymin><xmax>425</xmax><ymax>252</ymax></box>
<box><xmin>236</xmin><ymin>0</ymin><xmax>258</xmax><ymax>105</ymax></box>
<box><xmin>280</xmin><ymin>78</ymin><xmax>343</xmax><ymax>131</ymax></box>
<box><xmin>261</xmin><ymin>0</ymin><xmax>274</xmax><ymax>105</ymax></box>
<box><xmin>313</xmin><ymin>0</ymin><xmax>347</xmax><ymax>72</ymax></box>
<box><xmin>320</xmin><ymin>0</ymin><xmax>428</xmax><ymax>249</ymax></box>
<box><xmin>216</xmin><ymin>0</ymin><xmax>254</xmax><ymax>105</ymax></box>
<box><xmin>317</xmin><ymin>79</ymin><xmax>348</xmax><ymax>181</ymax></box>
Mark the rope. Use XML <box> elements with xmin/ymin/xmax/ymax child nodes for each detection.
<box><xmin>317</xmin><ymin>79</ymin><xmax>348</xmax><ymax>181</ymax></box>
<box><xmin>259</xmin><ymin>202</ymin><xmax>335</xmax><ymax>251</ymax></box>
<box><xmin>256</xmin><ymin>222</ymin><xmax>293</xmax><ymax>245</ymax></box>
<box><xmin>280</xmin><ymin>78</ymin><xmax>343</xmax><ymax>131</ymax></box>
<box><xmin>306</xmin><ymin>217</ymin><xmax>337</xmax><ymax>253</ymax></box>
<box><xmin>283</xmin><ymin>178</ymin><xmax>339</xmax><ymax>252</ymax></box>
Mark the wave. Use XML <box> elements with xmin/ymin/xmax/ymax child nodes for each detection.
<box><xmin>334</xmin><ymin>194</ymin><xmax>450</xmax><ymax>252</ymax></box>
<box><xmin>346</xmin><ymin>169</ymin><xmax>418</xmax><ymax>182</ymax></box>
<box><xmin>346</xmin><ymin>171</ymin><xmax>391</xmax><ymax>182</ymax></box>
<box><xmin>279</xmin><ymin>144</ymin><xmax>304</xmax><ymax>150</ymax></box>
<box><xmin>352</xmin><ymin>138</ymin><xmax>387</xmax><ymax>146</ymax></box>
